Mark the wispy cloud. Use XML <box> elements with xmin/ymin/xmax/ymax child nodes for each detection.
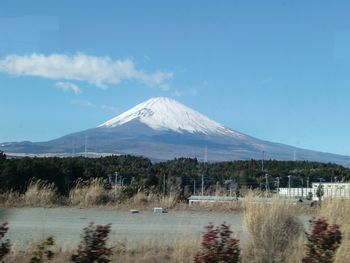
<box><xmin>261</xmin><ymin>77</ymin><xmax>273</xmax><ymax>85</ymax></box>
<box><xmin>71</xmin><ymin>99</ymin><xmax>119</xmax><ymax>113</ymax></box>
<box><xmin>172</xmin><ymin>86</ymin><xmax>199</xmax><ymax>98</ymax></box>
<box><xmin>190</xmin><ymin>88</ymin><xmax>198</xmax><ymax>96</ymax></box>
<box><xmin>101</xmin><ymin>104</ymin><xmax>118</xmax><ymax>113</ymax></box>
<box><xmin>55</xmin><ymin>81</ymin><xmax>81</xmax><ymax>94</ymax></box>
<box><xmin>173</xmin><ymin>89</ymin><xmax>186</xmax><ymax>97</ymax></box>
<box><xmin>0</xmin><ymin>53</ymin><xmax>173</xmax><ymax>89</ymax></box>
<box><xmin>71</xmin><ymin>99</ymin><xmax>96</xmax><ymax>108</ymax></box>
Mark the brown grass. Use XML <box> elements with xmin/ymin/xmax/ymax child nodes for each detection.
<box><xmin>0</xmin><ymin>178</ymin><xmax>249</xmax><ymax>212</ymax></box>
<box><xmin>243</xmin><ymin>196</ymin><xmax>304</xmax><ymax>263</ymax></box>
<box><xmin>64</xmin><ymin>178</ymin><xmax>183</xmax><ymax>209</ymax></box>
<box><xmin>4</xmin><ymin>237</ymin><xmax>200</xmax><ymax>263</ymax></box>
<box><xmin>0</xmin><ymin>190</ymin><xmax>21</xmax><ymax>207</ymax></box>
<box><xmin>0</xmin><ymin>180</ymin><xmax>59</xmax><ymax>207</ymax></box>
<box><xmin>115</xmin><ymin>238</ymin><xmax>199</xmax><ymax>263</ymax></box>
<box><xmin>3</xmin><ymin>188</ymin><xmax>350</xmax><ymax>262</ymax></box>
<box><xmin>68</xmin><ymin>178</ymin><xmax>114</xmax><ymax>207</ymax></box>
<box><xmin>23</xmin><ymin>180</ymin><xmax>59</xmax><ymax>207</ymax></box>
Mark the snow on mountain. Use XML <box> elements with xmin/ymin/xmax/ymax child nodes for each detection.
<box><xmin>98</xmin><ymin>97</ymin><xmax>245</xmax><ymax>138</ymax></box>
<box><xmin>1</xmin><ymin>97</ymin><xmax>350</xmax><ymax>166</ymax></box>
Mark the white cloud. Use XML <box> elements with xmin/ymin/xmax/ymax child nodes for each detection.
<box><xmin>71</xmin><ymin>100</ymin><xmax>119</xmax><ymax>113</ymax></box>
<box><xmin>173</xmin><ymin>89</ymin><xmax>186</xmax><ymax>97</ymax></box>
<box><xmin>159</xmin><ymin>83</ymin><xmax>170</xmax><ymax>91</ymax></box>
<box><xmin>0</xmin><ymin>53</ymin><xmax>173</xmax><ymax>89</ymax></box>
<box><xmin>101</xmin><ymin>104</ymin><xmax>118</xmax><ymax>113</ymax></box>
<box><xmin>172</xmin><ymin>87</ymin><xmax>198</xmax><ymax>98</ymax></box>
<box><xmin>71</xmin><ymin>99</ymin><xmax>96</xmax><ymax>108</ymax></box>
<box><xmin>55</xmin><ymin>81</ymin><xmax>81</xmax><ymax>94</ymax></box>
<box><xmin>190</xmin><ymin>88</ymin><xmax>198</xmax><ymax>96</ymax></box>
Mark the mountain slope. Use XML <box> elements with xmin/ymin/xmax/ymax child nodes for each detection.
<box><xmin>1</xmin><ymin>97</ymin><xmax>350</xmax><ymax>166</ymax></box>
<box><xmin>98</xmin><ymin>97</ymin><xmax>244</xmax><ymax>138</ymax></box>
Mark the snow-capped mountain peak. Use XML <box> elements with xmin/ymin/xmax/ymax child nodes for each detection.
<box><xmin>98</xmin><ymin>97</ymin><xmax>242</xmax><ymax>137</ymax></box>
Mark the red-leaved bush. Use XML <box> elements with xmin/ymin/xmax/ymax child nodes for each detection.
<box><xmin>71</xmin><ymin>222</ymin><xmax>112</xmax><ymax>263</ymax></box>
<box><xmin>194</xmin><ymin>222</ymin><xmax>240</xmax><ymax>263</ymax></box>
<box><xmin>302</xmin><ymin>217</ymin><xmax>342</xmax><ymax>263</ymax></box>
<box><xmin>0</xmin><ymin>222</ymin><xmax>10</xmax><ymax>261</ymax></box>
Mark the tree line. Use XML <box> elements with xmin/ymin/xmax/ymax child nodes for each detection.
<box><xmin>1</xmin><ymin>151</ymin><xmax>349</xmax><ymax>197</ymax></box>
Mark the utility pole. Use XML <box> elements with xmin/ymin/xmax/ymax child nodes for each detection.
<box><xmin>114</xmin><ymin>172</ymin><xmax>118</xmax><ymax>195</ymax></box>
<box><xmin>163</xmin><ymin>174</ymin><xmax>166</xmax><ymax>196</ymax></box>
<box><xmin>193</xmin><ymin>179</ymin><xmax>196</xmax><ymax>195</ymax></box>
<box><xmin>288</xmin><ymin>175</ymin><xmax>291</xmax><ymax>198</ymax></box>
<box><xmin>201</xmin><ymin>173</ymin><xmax>204</xmax><ymax>196</ymax></box>
<box><xmin>261</xmin><ymin>151</ymin><xmax>265</xmax><ymax>171</ymax></box>
<box><xmin>276</xmin><ymin>177</ymin><xmax>280</xmax><ymax>193</ymax></box>
<box><xmin>265</xmin><ymin>173</ymin><xmax>270</xmax><ymax>197</ymax></box>
<box><xmin>301</xmin><ymin>177</ymin><xmax>304</xmax><ymax>198</ymax></box>
<box><xmin>115</xmin><ymin>172</ymin><xmax>118</xmax><ymax>185</ymax></box>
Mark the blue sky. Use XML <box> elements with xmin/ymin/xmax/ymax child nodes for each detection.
<box><xmin>1</xmin><ymin>0</ymin><xmax>350</xmax><ymax>156</ymax></box>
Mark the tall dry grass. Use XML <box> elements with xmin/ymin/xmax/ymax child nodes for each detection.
<box><xmin>319</xmin><ymin>198</ymin><xmax>350</xmax><ymax>263</ymax></box>
<box><xmin>0</xmin><ymin>190</ymin><xmax>21</xmax><ymax>207</ymax></box>
<box><xmin>23</xmin><ymin>180</ymin><xmax>59</xmax><ymax>206</ymax></box>
<box><xmin>0</xmin><ymin>180</ymin><xmax>59</xmax><ymax>207</ymax></box>
<box><xmin>131</xmin><ymin>190</ymin><xmax>180</xmax><ymax>209</ymax></box>
<box><xmin>0</xmin><ymin>178</ymin><xmax>183</xmax><ymax>210</ymax></box>
<box><xmin>68</xmin><ymin>178</ymin><xmax>115</xmax><ymax>207</ymax></box>
<box><xmin>243</xmin><ymin>196</ymin><xmax>304</xmax><ymax>263</ymax></box>
<box><xmin>67</xmin><ymin>178</ymin><xmax>182</xmax><ymax>209</ymax></box>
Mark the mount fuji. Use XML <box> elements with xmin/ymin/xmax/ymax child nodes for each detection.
<box><xmin>1</xmin><ymin>97</ymin><xmax>350</xmax><ymax>166</ymax></box>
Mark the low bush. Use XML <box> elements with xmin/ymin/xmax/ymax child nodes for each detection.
<box><xmin>71</xmin><ymin>222</ymin><xmax>112</xmax><ymax>263</ymax></box>
<box><xmin>194</xmin><ymin>222</ymin><xmax>240</xmax><ymax>263</ymax></box>
<box><xmin>30</xmin><ymin>236</ymin><xmax>56</xmax><ymax>263</ymax></box>
<box><xmin>0</xmin><ymin>222</ymin><xmax>10</xmax><ymax>261</ymax></box>
<box><xmin>302</xmin><ymin>218</ymin><xmax>342</xmax><ymax>263</ymax></box>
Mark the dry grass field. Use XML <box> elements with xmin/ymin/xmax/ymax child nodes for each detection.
<box><xmin>1</xmin><ymin>180</ymin><xmax>349</xmax><ymax>262</ymax></box>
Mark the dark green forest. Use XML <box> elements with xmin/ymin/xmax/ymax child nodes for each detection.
<box><xmin>1</xmin><ymin>151</ymin><xmax>349</xmax><ymax>197</ymax></box>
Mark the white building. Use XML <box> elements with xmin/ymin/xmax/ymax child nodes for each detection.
<box><xmin>188</xmin><ymin>195</ymin><xmax>237</xmax><ymax>205</ymax></box>
<box><xmin>312</xmin><ymin>183</ymin><xmax>350</xmax><ymax>198</ymax></box>
<box><xmin>278</xmin><ymin>182</ymin><xmax>350</xmax><ymax>199</ymax></box>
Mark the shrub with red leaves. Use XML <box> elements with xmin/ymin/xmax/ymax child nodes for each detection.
<box><xmin>71</xmin><ymin>222</ymin><xmax>112</xmax><ymax>263</ymax></box>
<box><xmin>194</xmin><ymin>222</ymin><xmax>240</xmax><ymax>263</ymax></box>
<box><xmin>302</xmin><ymin>218</ymin><xmax>342</xmax><ymax>263</ymax></box>
<box><xmin>0</xmin><ymin>222</ymin><xmax>10</xmax><ymax>261</ymax></box>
